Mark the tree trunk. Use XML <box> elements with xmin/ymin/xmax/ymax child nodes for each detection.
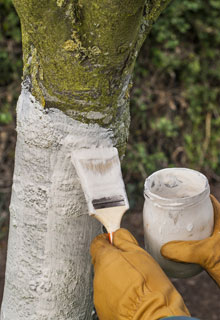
<box><xmin>1</xmin><ymin>1</ymin><xmax>170</xmax><ymax>319</ymax></box>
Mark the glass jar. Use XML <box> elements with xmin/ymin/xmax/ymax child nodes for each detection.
<box><xmin>143</xmin><ymin>168</ymin><xmax>214</xmax><ymax>278</ymax></box>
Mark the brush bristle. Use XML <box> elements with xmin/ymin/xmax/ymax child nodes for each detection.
<box><xmin>71</xmin><ymin>147</ymin><xmax>129</xmax><ymax>214</ymax></box>
<box><xmin>80</xmin><ymin>156</ymin><xmax>118</xmax><ymax>174</ymax></box>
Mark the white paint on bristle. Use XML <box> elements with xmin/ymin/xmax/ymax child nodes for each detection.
<box><xmin>71</xmin><ymin>148</ymin><xmax>129</xmax><ymax>214</ymax></box>
<box><xmin>71</xmin><ymin>147</ymin><xmax>129</xmax><ymax>235</ymax></box>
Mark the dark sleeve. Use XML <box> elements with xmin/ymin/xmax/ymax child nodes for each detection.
<box><xmin>161</xmin><ymin>317</ymin><xmax>200</xmax><ymax>320</ymax></box>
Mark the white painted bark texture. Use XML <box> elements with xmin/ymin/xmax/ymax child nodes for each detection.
<box><xmin>0</xmin><ymin>88</ymin><xmax>115</xmax><ymax>320</ymax></box>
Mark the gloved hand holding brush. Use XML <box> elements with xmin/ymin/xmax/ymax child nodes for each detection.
<box><xmin>90</xmin><ymin>196</ymin><xmax>220</xmax><ymax>320</ymax></box>
<box><xmin>91</xmin><ymin>228</ymin><xmax>190</xmax><ymax>320</ymax></box>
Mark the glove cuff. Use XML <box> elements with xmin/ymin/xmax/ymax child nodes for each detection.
<box><xmin>161</xmin><ymin>317</ymin><xmax>199</xmax><ymax>320</ymax></box>
<box><xmin>130</xmin><ymin>288</ymin><xmax>189</xmax><ymax>320</ymax></box>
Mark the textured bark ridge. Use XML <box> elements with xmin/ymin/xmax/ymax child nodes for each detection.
<box><xmin>1</xmin><ymin>90</ymin><xmax>113</xmax><ymax>319</ymax></box>
<box><xmin>13</xmin><ymin>0</ymin><xmax>170</xmax><ymax>155</ymax></box>
<box><xmin>1</xmin><ymin>1</ymin><xmax>171</xmax><ymax>319</ymax></box>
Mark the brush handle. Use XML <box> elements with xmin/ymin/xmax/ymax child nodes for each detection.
<box><xmin>108</xmin><ymin>232</ymin><xmax>113</xmax><ymax>244</ymax></box>
<box><xmin>102</xmin><ymin>227</ymin><xmax>113</xmax><ymax>244</ymax></box>
<box><xmin>93</xmin><ymin>205</ymin><xmax>127</xmax><ymax>244</ymax></box>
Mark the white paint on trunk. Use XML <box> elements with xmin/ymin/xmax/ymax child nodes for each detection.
<box><xmin>1</xmin><ymin>89</ymin><xmax>114</xmax><ymax>319</ymax></box>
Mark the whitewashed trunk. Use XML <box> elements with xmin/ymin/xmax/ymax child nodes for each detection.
<box><xmin>1</xmin><ymin>88</ymin><xmax>114</xmax><ymax>320</ymax></box>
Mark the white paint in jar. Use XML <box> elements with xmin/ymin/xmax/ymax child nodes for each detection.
<box><xmin>143</xmin><ymin>168</ymin><xmax>214</xmax><ymax>278</ymax></box>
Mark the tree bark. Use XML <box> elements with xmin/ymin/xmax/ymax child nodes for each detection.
<box><xmin>1</xmin><ymin>1</ymin><xmax>171</xmax><ymax>319</ymax></box>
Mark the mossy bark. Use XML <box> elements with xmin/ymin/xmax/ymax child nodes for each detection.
<box><xmin>13</xmin><ymin>0</ymin><xmax>171</xmax><ymax>155</ymax></box>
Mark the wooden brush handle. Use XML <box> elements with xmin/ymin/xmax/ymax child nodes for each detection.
<box><xmin>108</xmin><ymin>232</ymin><xmax>113</xmax><ymax>244</ymax></box>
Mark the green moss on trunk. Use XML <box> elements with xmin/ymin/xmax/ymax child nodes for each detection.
<box><xmin>13</xmin><ymin>0</ymin><xmax>171</xmax><ymax>155</ymax></box>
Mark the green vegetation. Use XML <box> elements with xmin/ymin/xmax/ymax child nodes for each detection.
<box><xmin>0</xmin><ymin>0</ymin><xmax>220</xmax><ymax>210</ymax></box>
<box><xmin>0</xmin><ymin>0</ymin><xmax>22</xmax><ymax>125</ymax></box>
<box><xmin>123</xmin><ymin>0</ymin><xmax>220</xmax><ymax>208</ymax></box>
<box><xmin>0</xmin><ymin>0</ymin><xmax>21</xmax><ymax>240</ymax></box>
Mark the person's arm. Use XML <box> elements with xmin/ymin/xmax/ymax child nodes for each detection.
<box><xmin>161</xmin><ymin>195</ymin><xmax>220</xmax><ymax>287</ymax></box>
<box><xmin>91</xmin><ymin>229</ymin><xmax>190</xmax><ymax>320</ymax></box>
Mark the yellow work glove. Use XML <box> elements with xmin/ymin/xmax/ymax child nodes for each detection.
<box><xmin>161</xmin><ymin>195</ymin><xmax>220</xmax><ymax>286</ymax></box>
<box><xmin>90</xmin><ymin>228</ymin><xmax>190</xmax><ymax>320</ymax></box>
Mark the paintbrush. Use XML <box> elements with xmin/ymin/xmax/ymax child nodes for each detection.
<box><xmin>71</xmin><ymin>147</ymin><xmax>129</xmax><ymax>243</ymax></box>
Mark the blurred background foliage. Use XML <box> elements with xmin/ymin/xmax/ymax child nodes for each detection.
<box><xmin>123</xmin><ymin>0</ymin><xmax>220</xmax><ymax>208</ymax></box>
<box><xmin>0</xmin><ymin>0</ymin><xmax>21</xmax><ymax>240</ymax></box>
<box><xmin>0</xmin><ymin>0</ymin><xmax>220</xmax><ymax>231</ymax></box>
<box><xmin>0</xmin><ymin>0</ymin><xmax>22</xmax><ymax>124</ymax></box>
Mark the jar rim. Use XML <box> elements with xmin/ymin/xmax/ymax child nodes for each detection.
<box><xmin>144</xmin><ymin>168</ymin><xmax>210</xmax><ymax>208</ymax></box>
